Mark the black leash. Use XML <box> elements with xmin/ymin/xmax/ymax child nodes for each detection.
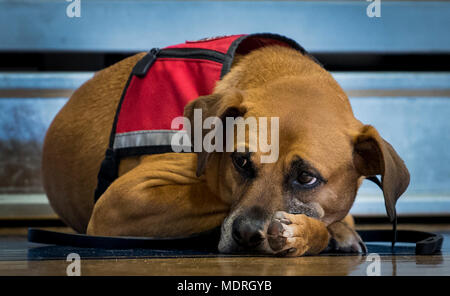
<box><xmin>366</xmin><ymin>175</ymin><xmax>398</xmax><ymax>248</ymax></box>
<box><xmin>358</xmin><ymin>229</ymin><xmax>443</xmax><ymax>255</ymax></box>
<box><xmin>28</xmin><ymin>227</ymin><xmax>221</xmax><ymax>252</ymax></box>
<box><xmin>28</xmin><ymin>227</ymin><xmax>442</xmax><ymax>255</ymax></box>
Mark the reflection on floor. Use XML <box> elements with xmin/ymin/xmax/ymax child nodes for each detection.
<box><xmin>0</xmin><ymin>225</ymin><xmax>449</xmax><ymax>276</ymax></box>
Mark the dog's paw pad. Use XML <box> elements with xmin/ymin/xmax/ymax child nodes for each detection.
<box><xmin>267</xmin><ymin>218</ymin><xmax>288</xmax><ymax>252</ymax></box>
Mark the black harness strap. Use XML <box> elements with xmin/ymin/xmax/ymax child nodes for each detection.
<box><xmin>94</xmin><ymin>148</ymin><xmax>118</xmax><ymax>202</ymax></box>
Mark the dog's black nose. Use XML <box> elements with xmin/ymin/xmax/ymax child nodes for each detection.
<box><xmin>232</xmin><ymin>217</ymin><xmax>265</xmax><ymax>247</ymax></box>
<box><xmin>231</xmin><ymin>207</ymin><xmax>266</xmax><ymax>248</ymax></box>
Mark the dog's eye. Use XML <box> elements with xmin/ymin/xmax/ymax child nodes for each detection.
<box><xmin>232</xmin><ymin>153</ymin><xmax>250</xmax><ymax>169</ymax></box>
<box><xmin>294</xmin><ymin>172</ymin><xmax>318</xmax><ymax>188</ymax></box>
<box><xmin>231</xmin><ymin>153</ymin><xmax>255</xmax><ymax>178</ymax></box>
<box><xmin>235</xmin><ymin>156</ymin><xmax>247</xmax><ymax>168</ymax></box>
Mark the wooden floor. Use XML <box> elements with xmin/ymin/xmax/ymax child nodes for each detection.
<box><xmin>0</xmin><ymin>224</ymin><xmax>449</xmax><ymax>276</ymax></box>
<box><xmin>2</xmin><ymin>254</ymin><xmax>448</xmax><ymax>276</ymax></box>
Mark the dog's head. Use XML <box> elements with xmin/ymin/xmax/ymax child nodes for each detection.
<box><xmin>184</xmin><ymin>46</ymin><xmax>409</xmax><ymax>253</ymax></box>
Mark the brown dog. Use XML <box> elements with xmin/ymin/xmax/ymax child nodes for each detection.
<box><xmin>42</xmin><ymin>45</ymin><xmax>409</xmax><ymax>256</ymax></box>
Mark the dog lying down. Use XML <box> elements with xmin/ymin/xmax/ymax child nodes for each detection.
<box><xmin>42</xmin><ymin>34</ymin><xmax>409</xmax><ymax>256</ymax></box>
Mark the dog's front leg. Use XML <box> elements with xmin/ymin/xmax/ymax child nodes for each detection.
<box><xmin>87</xmin><ymin>154</ymin><xmax>230</xmax><ymax>237</ymax></box>
<box><xmin>87</xmin><ymin>179</ymin><xmax>229</xmax><ymax>238</ymax></box>
<box><xmin>267</xmin><ymin>212</ymin><xmax>330</xmax><ymax>256</ymax></box>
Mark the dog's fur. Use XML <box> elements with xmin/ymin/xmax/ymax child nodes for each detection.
<box><xmin>42</xmin><ymin>45</ymin><xmax>409</xmax><ymax>256</ymax></box>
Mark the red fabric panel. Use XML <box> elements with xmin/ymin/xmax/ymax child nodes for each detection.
<box><xmin>115</xmin><ymin>34</ymin><xmax>298</xmax><ymax>136</ymax></box>
<box><xmin>115</xmin><ymin>58</ymin><xmax>222</xmax><ymax>134</ymax></box>
<box><xmin>164</xmin><ymin>34</ymin><xmax>246</xmax><ymax>53</ymax></box>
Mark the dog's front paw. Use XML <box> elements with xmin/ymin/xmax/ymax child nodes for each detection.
<box><xmin>267</xmin><ymin>211</ymin><xmax>308</xmax><ymax>256</ymax></box>
<box><xmin>325</xmin><ymin>221</ymin><xmax>367</xmax><ymax>254</ymax></box>
<box><xmin>267</xmin><ymin>211</ymin><xmax>329</xmax><ymax>257</ymax></box>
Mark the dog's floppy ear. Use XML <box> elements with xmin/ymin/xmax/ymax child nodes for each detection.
<box><xmin>353</xmin><ymin>125</ymin><xmax>410</xmax><ymax>222</ymax></box>
<box><xmin>183</xmin><ymin>90</ymin><xmax>245</xmax><ymax>177</ymax></box>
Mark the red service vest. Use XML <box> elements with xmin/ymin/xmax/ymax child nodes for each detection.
<box><xmin>95</xmin><ymin>33</ymin><xmax>306</xmax><ymax>201</ymax></box>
